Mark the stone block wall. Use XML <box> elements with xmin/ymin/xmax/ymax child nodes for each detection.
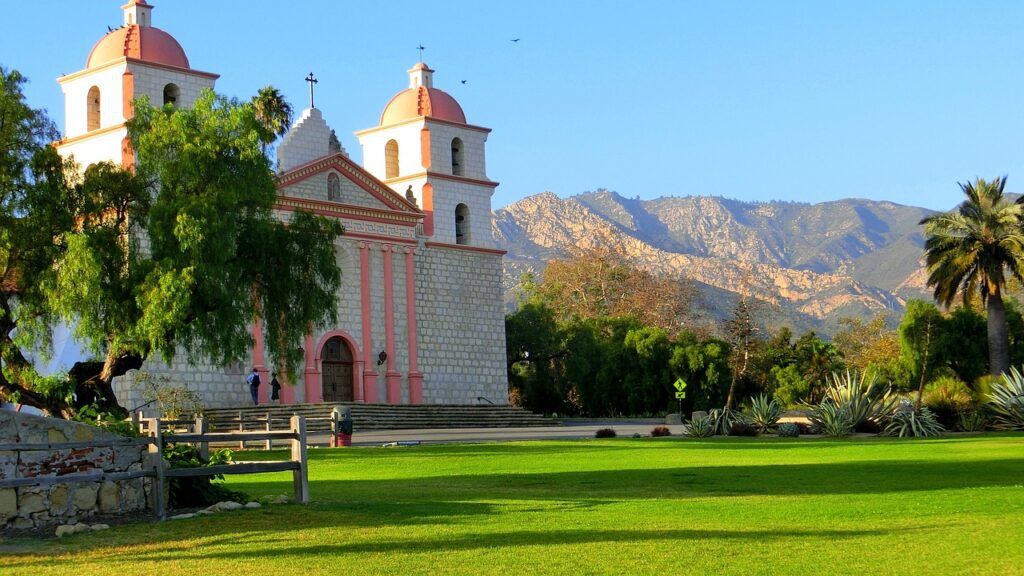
<box><xmin>0</xmin><ymin>412</ymin><xmax>152</xmax><ymax>531</ymax></box>
<box><xmin>416</xmin><ymin>245</ymin><xmax>508</xmax><ymax>404</ymax></box>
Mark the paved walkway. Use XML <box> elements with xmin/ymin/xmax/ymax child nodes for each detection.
<box><xmin>307</xmin><ymin>422</ymin><xmax>686</xmax><ymax>447</ymax></box>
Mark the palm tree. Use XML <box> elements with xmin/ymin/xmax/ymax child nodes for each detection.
<box><xmin>920</xmin><ymin>177</ymin><xmax>1024</xmax><ymax>377</ymax></box>
<box><xmin>251</xmin><ymin>85</ymin><xmax>293</xmax><ymax>154</ymax></box>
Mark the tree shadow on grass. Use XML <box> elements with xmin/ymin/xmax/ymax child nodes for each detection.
<box><xmin>96</xmin><ymin>526</ymin><xmax>909</xmax><ymax>564</ymax></box>
<box><xmin>2</xmin><ymin>448</ymin><xmax>1021</xmax><ymax>569</ymax></box>
<box><xmin>294</xmin><ymin>456</ymin><xmax>1024</xmax><ymax>502</ymax></box>
<box><xmin>3</xmin><ymin>525</ymin><xmax>905</xmax><ymax>568</ymax></box>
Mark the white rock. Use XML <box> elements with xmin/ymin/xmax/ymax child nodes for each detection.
<box><xmin>206</xmin><ymin>500</ymin><xmax>243</xmax><ymax>512</ymax></box>
<box><xmin>90</xmin><ymin>524</ymin><xmax>109</xmax><ymax>531</ymax></box>
<box><xmin>169</xmin><ymin>513</ymin><xmax>195</xmax><ymax>520</ymax></box>
<box><xmin>244</xmin><ymin>501</ymin><xmax>261</xmax><ymax>509</ymax></box>
<box><xmin>272</xmin><ymin>495</ymin><xmax>290</xmax><ymax>504</ymax></box>
<box><xmin>55</xmin><ymin>523</ymin><xmax>90</xmax><ymax>537</ymax></box>
<box><xmin>196</xmin><ymin>510</ymin><xmax>214</xmax><ymax>515</ymax></box>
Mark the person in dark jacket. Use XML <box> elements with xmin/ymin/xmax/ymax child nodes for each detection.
<box><xmin>246</xmin><ymin>368</ymin><xmax>261</xmax><ymax>405</ymax></box>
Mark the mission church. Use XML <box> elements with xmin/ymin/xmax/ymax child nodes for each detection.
<box><xmin>52</xmin><ymin>1</ymin><xmax>508</xmax><ymax>408</ymax></box>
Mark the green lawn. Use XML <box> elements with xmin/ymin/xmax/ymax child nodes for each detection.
<box><xmin>3</xmin><ymin>434</ymin><xmax>1023</xmax><ymax>575</ymax></box>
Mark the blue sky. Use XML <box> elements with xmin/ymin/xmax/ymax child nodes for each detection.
<box><xmin>4</xmin><ymin>1</ymin><xmax>1023</xmax><ymax>210</ymax></box>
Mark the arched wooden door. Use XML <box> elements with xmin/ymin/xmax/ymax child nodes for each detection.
<box><xmin>321</xmin><ymin>336</ymin><xmax>354</xmax><ymax>402</ymax></box>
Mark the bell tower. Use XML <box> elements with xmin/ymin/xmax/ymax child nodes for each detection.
<box><xmin>55</xmin><ymin>0</ymin><xmax>218</xmax><ymax>170</ymax></box>
<box><xmin>356</xmin><ymin>63</ymin><xmax>498</xmax><ymax>248</ymax></box>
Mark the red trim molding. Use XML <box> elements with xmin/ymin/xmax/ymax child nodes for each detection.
<box><xmin>355</xmin><ymin>116</ymin><xmax>491</xmax><ymax>137</ymax></box>
<box><xmin>277</xmin><ymin>153</ymin><xmax>421</xmax><ymax>213</ymax></box>
<box><xmin>385</xmin><ymin>171</ymin><xmax>499</xmax><ymax>189</ymax></box>
<box><xmin>425</xmin><ymin>241</ymin><xmax>507</xmax><ymax>255</ymax></box>
<box><xmin>274</xmin><ymin>195</ymin><xmax>421</xmax><ymax>227</ymax></box>
<box><xmin>342</xmin><ymin>231</ymin><xmax>417</xmax><ymax>245</ymax></box>
<box><xmin>55</xmin><ymin>123</ymin><xmax>128</xmax><ymax>148</ymax></box>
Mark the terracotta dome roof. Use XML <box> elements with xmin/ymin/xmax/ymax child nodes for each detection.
<box><xmin>87</xmin><ymin>24</ymin><xmax>190</xmax><ymax>69</ymax></box>
<box><xmin>380</xmin><ymin>86</ymin><xmax>466</xmax><ymax>126</ymax></box>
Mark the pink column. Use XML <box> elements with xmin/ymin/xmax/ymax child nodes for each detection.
<box><xmin>404</xmin><ymin>247</ymin><xmax>424</xmax><ymax>404</ymax></box>
<box><xmin>252</xmin><ymin>320</ymin><xmax>270</xmax><ymax>405</ymax></box>
<box><xmin>359</xmin><ymin>242</ymin><xmax>378</xmax><ymax>402</ymax></box>
<box><xmin>280</xmin><ymin>372</ymin><xmax>296</xmax><ymax>405</ymax></box>
<box><xmin>382</xmin><ymin>244</ymin><xmax>402</xmax><ymax>403</ymax></box>
<box><xmin>303</xmin><ymin>333</ymin><xmax>321</xmax><ymax>404</ymax></box>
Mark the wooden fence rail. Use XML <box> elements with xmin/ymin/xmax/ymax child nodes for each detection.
<box><xmin>0</xmin><ymin>415</ymin><xmax>309</xmax><ymax>521</ymax></box>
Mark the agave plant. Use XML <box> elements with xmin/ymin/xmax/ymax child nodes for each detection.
<box><xmin>686</xmin><ymin>414</ymin><xmax>715</xmax><ymax>438</ymax></box>
<box><xmin>807</xmin><ymin>401</ymin><xmax>854</xmax><ymax>437</ymax></box>
<box><xmin>884</xmin><ymin>403</ymin><xmax>945</xmax><ymax>437</ymax></box>
<box><xmin>818</xmin><ymin>370</ymin><xmax>896</xmax><ymax>432</ymax></box>
<box><xmin>776</xmin><ymin>422</ymin><xmax>800</xmax><ymax>438</ymax></box>
<box><xmin>708</xmin><ymin>408</ymin><xmax>746</xmax><ymax>436</ymax></box>
<box><xmin>987</xmin><ymin>367</ymin><xmax>1024</xmax><ymax>430</ymax></box>
<box><xmin>749</xmin><ymin>394</ymin><xmax>782</xmax><ymax>433</ymax></box>
<box><xmin>957</xmin><ymin>409</ymin><xmax>987</xmax><ymax>432</ymax></box>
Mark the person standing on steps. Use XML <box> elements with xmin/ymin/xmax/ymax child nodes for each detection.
<box><xmin>246</xmin><ymin>368</ymin><xmax>261</xmax><ymax>405</ymax></box>
<box><xmin>270</xmin><ymin>372</ymin><xmax>281</xmax><ymax>404</ymax></box>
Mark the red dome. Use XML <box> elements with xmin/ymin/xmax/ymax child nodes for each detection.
<box><xmin>380</xmin><ymin>86</ymin><xmax>466</xmax><ymax>126</ymax></box>
<box><xmin>87</xmin><ymin>25</ymin><xmax>190</xmax><ymax>69</ymax></box>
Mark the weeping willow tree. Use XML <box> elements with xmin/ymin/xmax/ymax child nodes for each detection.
<box><xmin>2</xmin><ymin>82</ymin><xmax>343</xmax><ymax>417</ymax></box>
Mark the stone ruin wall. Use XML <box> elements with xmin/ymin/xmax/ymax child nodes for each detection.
<box><xmin>0</xmin><ymin>411</ymin><xmax>152</xmax><ymax>531</ymax></box>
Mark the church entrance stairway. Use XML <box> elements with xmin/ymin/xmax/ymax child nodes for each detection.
<box><xmin>201</xmin><ymin>403</ymin><xmax>556</xmax><ymax>434</ymax></box>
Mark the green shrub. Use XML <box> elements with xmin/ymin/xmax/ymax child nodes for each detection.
<box><xmin>164</xmin><ymin>444</ymin><xmax>247</xmax><ymax>509</ymax></box>
<box><xmin>884</xmin><ymin>403</ymin><xmax>945</xmax><ymax>438</ymax></box>
<box><xmin>749</xmin><ymin>394</ymin><xmax>782</xmax><ymax>433</ymax></box>
<box><xmin>650</xmin><ymin>425</ymin><xmax>671</xmax><ymax>437</ymax></box>
<box><xmin>686</xmin><ymin>415</ymin><xmax>715</xmax><ymax>438</ymax></box>
<box><xmin>986</xmin><ymin>367</ymin><xmax>1024</xmax><ymax>431</ymax></box>
<box><xmin>771</xmin><ymin>364</ymin><xmax>810</xmax><ymax>407</ymax></box>
<box><xmin>808</xmin><ymin>401</ymin><xmax>854</xmax><ymax>437</ymax></box>
<box><xmin>72</xmin><ymin>403</ymin><xmax>138</xmax><ymax>438</ymax></box>
<box><xmin>923</xmin><ymin>376</ymin><xmax>974</xmax><ymax>429</ymax></box>
<box><xmin>776</xmin><ymin>422</ymin><xmax>800</xmax><ymax>438</ymax></box>
<box><xmin>816</xmin><ymin>370</ymin><xmax>896</xmax><ymax>432</ymax></box>
<box><xmin>595</xmin><ymin>428</ymin><xmax>617</xmax><ymax>438</ymax></box>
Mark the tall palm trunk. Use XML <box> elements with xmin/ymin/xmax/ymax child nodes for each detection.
<box><xmin>987</xmin><ymin>287</ymin><xmax>1010</xmax><ymax>377</ymax></box>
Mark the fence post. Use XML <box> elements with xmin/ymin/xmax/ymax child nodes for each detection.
<box><xmin>265</xmin><ymin>412</ymin><xmax>272</xmax><ymax>451</ymax></box>
<box><xmin>330</xmin><ymin>406</ymin><xmax>341</xmax><ymax>448</ymax></box>
<box><xmin>148</xmin><ymin>418</ymin><xmax>166</xmax><ymax>521</ymax></box>
<box><xmin>195</xmin><ymin>416</ymin><xmax>208</xmax><ymax>461</ymax></box>
<box><xmin>290</xmin><ymin>415</ymin><xmax>309</xmax><ymax>504</ymax></box>
<box><xmin>238</xmin><ymin>410</ymin><xmax>245</xmax><ymax>450</ymax></box>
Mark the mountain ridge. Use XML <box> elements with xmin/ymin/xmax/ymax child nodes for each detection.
<box><xmin>494</xmin><ymin>189</ymin><xmax>937</xmax><ymax>334</ymax></box>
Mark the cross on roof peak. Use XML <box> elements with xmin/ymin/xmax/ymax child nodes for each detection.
<box><xmin>305</xmin><ymin>72</ymin><xmax>318</xmax><ymax>109</ymax></box>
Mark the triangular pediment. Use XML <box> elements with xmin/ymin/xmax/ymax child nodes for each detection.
<box><xmin>276</xmin><ymin>153</ymin><xmax>422</xmax><ymax>215</ymax></box>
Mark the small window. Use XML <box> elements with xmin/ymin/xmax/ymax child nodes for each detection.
<box><xmin>87</xmin><ymin>86</ymin><xmax>101</xmax><ymax>131</ymax></box>
<box><xmin>451</xmin><ymin>137</ymin><xmax>464</xmax><ymax>176</ymax></box>
<box><xmin>327</xmin><ymin>173</ymin><xmax>340</xmax><ymax>201</ymax></box>
<box><xmin>163</xmin><ymin>83</ymin><xmax>180</xmax><ymax>107</ymax></box>
<box><xmin>385</xmin><ymin>139</ymin><xmax>399</xmax><ymax>179</ymax></box>
<box><xmin>455</xmin><ymin>203</ymin><xmax>470</xmax><ymax>245</ymax></box>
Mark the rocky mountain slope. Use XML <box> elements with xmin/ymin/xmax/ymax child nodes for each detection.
<box><xmin>493</xmin><ymin>190</ymin><xmax>937</xmax><ymax>333</ymax></box>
